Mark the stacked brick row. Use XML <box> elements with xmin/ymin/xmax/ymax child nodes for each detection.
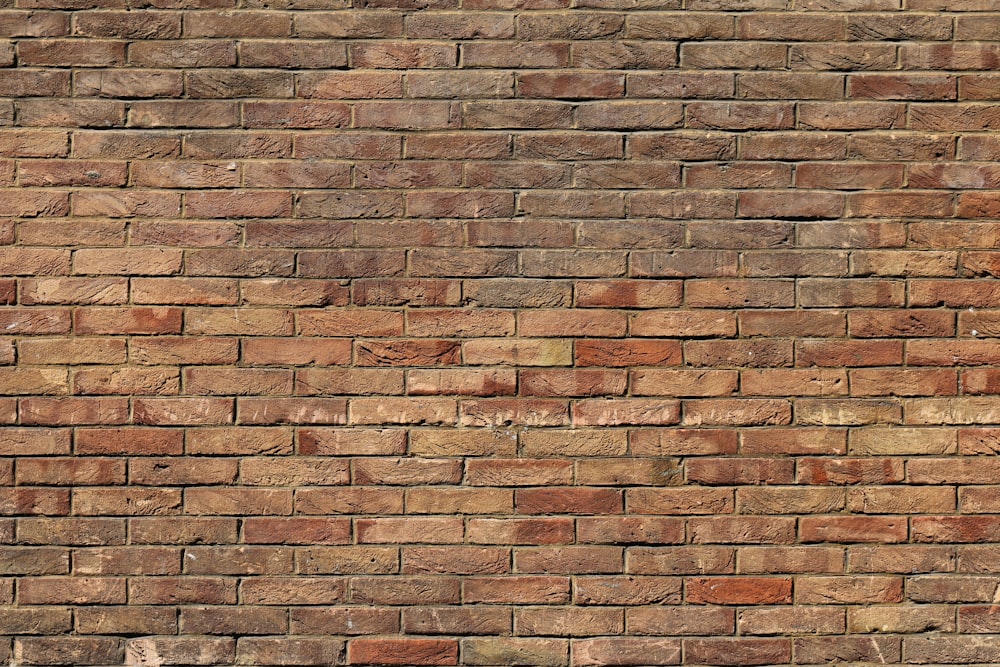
<box><xmin>4</xmin><ymin>0</ymin><xmax>1000</xmax><ymax>665</ymax></box>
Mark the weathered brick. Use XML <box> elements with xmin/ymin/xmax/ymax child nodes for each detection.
<box><xmin>2</xmin><ymin>2</ymin><xmax>998</xmax><ymax>660</ymax></box>
<box><xmin>349</xmin><ymin>638</ymin><xmax>457</xmax><ymax>666</ymax></box>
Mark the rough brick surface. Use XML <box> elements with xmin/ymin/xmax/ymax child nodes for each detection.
<box><xmin>0</xmin><ymin>1</ymin><xmax>998</xmax><ymax>666</ymax></box>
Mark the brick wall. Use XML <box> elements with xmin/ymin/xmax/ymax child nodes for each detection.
<box><xmin>2</xmin><ymin>0</ymin><xmax>1000</xmax><ymax>665</ymax></box>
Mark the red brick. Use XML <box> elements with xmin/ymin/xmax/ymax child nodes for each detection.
<box><xmin>630</xmin><ymin>370</ymin><xmax>738</xmax><ymax>398</ymax></box>
<box><xmin>797</xmin><ymin>340</ymin><xmax>903</xmax><ymax>367</ymax></box>
<box><xmin>850</xmin><ymin>191</ymin><xmax>955</xmax><ymax>218</ymax></box>
<box><xmin>682</xmin><ymin>40</ymin><xmax>784</xmax><ymax>71</ymax></box>
<box><xmin>515</xmin><ymin>488</ymin><xmax>622</xmax><ymax>515</ymax></box>
<box><xmin>801</xmin><ymin>516</ymin><xmax>908</xmax><ymax>543</ymax></box>
<box><xmin>0</xmin><ymin>488</ymin><xmax>69</xmax><ymax>516</ymax></box>
<box><xmin>75</xmin><ymin>69</ymin><xmax>181</xmax><ymax>99</ymax></box>
<box><xmin>519</xmin><ymin>191</ymin><xmax>624</xmax><ymax>218</ymax></box>
<box><xmin>410</xmin><ymin>368</ymin><xmax>515</xmax><ymax>397</ymax></box>
<box><xmin>739</xmin><ymin>72</ymin><xmax>845</xmax><ymax>100</ymax></box>
<box><xmin>687</xmin><ymin>577</ymin><xmax>793</xmax><ymax>605</ymax></box>
<box><xmin>849</xmin><ymin>309</ymin><xmax>955</xmax><ymax>337</ymax></box>
<box><xmin>75</xmin><ymin>488</ymin><xmax>183</xmax><ymax>516</ymax></box>
<box><xmin>574</xmin><ymin>340</ymin><xmax>681</xmax><ymax>366</ymax></box>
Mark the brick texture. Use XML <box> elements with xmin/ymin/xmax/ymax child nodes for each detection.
<box><xmin>1</xmin><ymin>1</ymin><xmax>999</xmax><ymax>666</ymax></box>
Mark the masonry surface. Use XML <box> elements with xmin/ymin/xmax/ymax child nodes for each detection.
<box><xmin>2</xmin><ymin>0</ymin><xmax>1000</xmax><ymax>665</ymax></box>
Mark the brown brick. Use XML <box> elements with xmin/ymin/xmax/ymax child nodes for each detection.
<box><xmin>14</xmin><ymin>638</ymin><xmax>123</xmax><ymax>667</ymax></box>
<box><xmin>72</xmin><ymin>546</ymin><xmax>179</xmax><ymax>576</ymax></box>
<box><xmin>19</xmin><ymin>577</ymin><xmax>125</xmax><ymax>605</ymax></box>
<box><xmin>850</xmin><ymin>605</ymin><xmax>954</xmax><ymax>633</ymax></box>
<box><xmin>796</xmin><ymin>575</ymin><xmax>904</xmax><ymax>605</ymax></box>
<box><xmin>126</xmin><ymin>577</ymin><xmax>237</xmax><ymax>605</ymax></box>
<box><xmin>737</xmin><ymin>606</ymin><xmax>845</xmax><ymax>635</ymax></box>
<box><xmin>797</xmin><ymin>340</ymin><xmax>903</xmax><ymax>367</ymax></box>
<box><xmin>628</xmin><ymin>606</ymin><xmax>734</xmax><ymax>636</ymax></box>
<box><xmin>21</xmin><ymin>397</ymin><xmax>128</xmax><ymax>426</ymax></box>
<box><xmin>630</xmin><ymin>429</ymin><xmax>737</xmax><ymax>456</ymax></box>
<box><xmin>515</xmin><ymin>606</ymin><xmax>623</xmax><ymax>637</ymax></box>
<box><xmin>296</xmin><ymin>547</ymin><xmax>399</xmax><ymax>574</ymax></box>
<box><xmin>291</xmin><ymin>607</ymin><xmax>399</xmax><ymax>635</ymax></box>
<box><xmin>133</xmin><ymin>397</ymin><xmax>233</xmax><ymax>425</ymax></box>
<box><xmin>180</xmin><ymin>606</ymin><xmax>288</xmax><ymax>635</ymax></box>
<box><xmin>0</xmin><ymin>488</ymin><xmax>69</xmax><ymax>516</ymax></box>
<box><xmin>0</xmin><ymin>607</ymin><xmax>72</xmax><ymax>634</ymax></box>
<box><xmin>296</xmin><ymin>488</ymin><xmax>404</xmax><ymax>516</ymax></box>
<box><xmin>130</xmin><ymin>457</ymin><xmax>236</xmax><ymax>487</ymax></box>
<box><xmin>683</xmin><ymin>638</ymin><xmax>791</xmax><ymax>666</ymax></box>
<box><xmin>465</xmin><ymin>459</ymin><xmax>571</xmax><ymax>487</ymax></box>
<box><xmin>795</xmin><ymin>637</ymin><xmax>901</xmax><ymax>665</ymax></box>
<box><xmin>76</xmin><ymin>607</ymin><xmax>177</xmax><ymax>634</ymax></box>
<box><xmin>628</xmin><ymin>488</ymin><xmax>734</xmax><ymax>516</ymax></box>
<box><xmin>349</xmin><ymin>638</ymin><xmax>457</xmax><ymax>666</ymax></box>
<box><xmin>737</xmin><ymin>546</ymin><xmax>845</xmax><ymax>574</ymax></box>
<box><xmin>403</xmin><ymin>608</ymin><xmax>506</xmax><ymax>640</ymax></box>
